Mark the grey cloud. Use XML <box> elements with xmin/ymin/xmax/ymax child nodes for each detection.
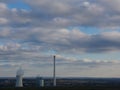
<box><xmin>24</xmin><ymin>29</ymin><xmax>120</xmax><ymax>53</ymax></box>
<box><xmin>1</xmin><ymin>0</ymin><xmax>120</xmax><ymax>29</ymax></box>
<box><xmin>1</xmin><ymin>27</ymin><xmax>120</xmax><ymax>54</ymax></box>
<box><xmin>22</xmin><ymin>0</ymin><xmax>120</xmax><ymax>28</ymax></box>
<box><xmin>1</xmin><ymin>0</ymin><xmax>120</xmax><ymax>28</ymax></box>
<box><xmin>53</xmin><ymin>56</ymin><xmax>120</xmax><ymax>67</ymax></box>
<box><xmin>1</xmin><ymin>24</ymin><xmax>120</xmax><ymax>54</ymax></box>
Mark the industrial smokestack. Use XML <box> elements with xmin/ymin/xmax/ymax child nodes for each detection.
<box><xmin>15</xmin><ymin>67</ymin><xmax>24</xmax><ymax>87</ymax></box>
<box><xmin>53</xmin><ymin>55</ymin><xmax>56</xmax><ymax>86</ymax></box>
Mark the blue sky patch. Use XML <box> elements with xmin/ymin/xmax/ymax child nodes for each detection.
<box><xmin>8</xmin><ymin>1</ymin><xmax>31</xmax><ymax>10</ymax></box>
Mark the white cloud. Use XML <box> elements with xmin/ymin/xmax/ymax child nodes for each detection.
<box><xmin>0</xmin><ymin>18</ymin><xmax>8</xmax><ymax>24</ymax></box>
<box><xmin>0</xmin><ymin>42</ymin><xmax>21</xmax><ymax>56</ymax></box>
<box><xmin>0</xmin><ymin>3</ymin><xmax>7</xmax><ymax>10</ymax></box>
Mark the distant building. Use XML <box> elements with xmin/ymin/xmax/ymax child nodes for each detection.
<box><xmin>15</xmin><ymin>68</ymin><xmax>24</xmax><ymax>87</ymax></box>
<box><xmin>36</xmin><ymin>77</ymin><xmax>44</xmax><ymax>87</ymax></box>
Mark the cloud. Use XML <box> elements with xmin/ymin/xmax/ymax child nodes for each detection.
<box><xmin>0</xmin><ymin>18</ymin><xmax>9</xmax><ymax>25</ymax></box>
<box><xmin>13</xmin><ymin>28</ymin><xmax>120</xmax><ymax>53</ymax></box>
<box><xmin>0</xmin><ymin>52</ymin><xmax>119</xmax><ymax>77</ymax></box>
<box><xmin>1</xmin><ymin>27</ymin><xmax>120</xmax><ymax>54</ymax></box>
<box><xmin>0</xmin><ymin>2</ymin><xmax>8</xmax><ymax>9</ymax></box>
<box><xmin>1</xmin><ymin>0</ymin><xmax>120</xmax><ymax>28</ymax></box>
<box><xmin>21</xmin><ymin>0</ymin><xmax>120</xmax><ymax>28</ymax></box>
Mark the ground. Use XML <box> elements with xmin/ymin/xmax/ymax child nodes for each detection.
<box><xmin>0</xmin><ymin>86</ymin><xmax>120</xmax><ymax>90</ymax></box>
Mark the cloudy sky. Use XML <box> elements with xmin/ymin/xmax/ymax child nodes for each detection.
<box><xmin>0</xmin><ymin>0</ymin><xmax>120</xmax><ymax>77</ymax></box>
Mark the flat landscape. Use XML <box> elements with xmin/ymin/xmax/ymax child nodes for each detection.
<box><xmin>0</xmin><ymin>78</ymin><xmax>120</xmax><ymax>90</ymax></box>
<box><xmin>1</xmin><ymin>86</ymin><xmax>120</xmax><ymax>90</ymax></box>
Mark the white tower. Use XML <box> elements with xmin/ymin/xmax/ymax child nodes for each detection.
<box><xmin>15</xmin><ymin>67</ymin><xmax>24</xmax><ymax>87</ymax></box>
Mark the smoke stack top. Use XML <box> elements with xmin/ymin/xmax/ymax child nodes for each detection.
<box><xmin>17</xmin><ymin>67</ymin><xmax>24</xmax><ymax>76</ymax></box>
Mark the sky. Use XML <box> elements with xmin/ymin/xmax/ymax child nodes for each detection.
<box><xmin>1</xmin><ymin>0</ymin><xmax>120</xmax><ymax>77</ymax></box>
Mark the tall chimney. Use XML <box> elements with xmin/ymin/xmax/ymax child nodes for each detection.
<box><xmin>53</xmin><ymin>55</ymin><xmax>56</xmax><ymax>86</ymax></box>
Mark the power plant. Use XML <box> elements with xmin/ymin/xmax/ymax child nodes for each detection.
<box><xmin>14</xmin><ymin>55</ymin><xmax>56</xmax><ymax>87</ymax></box>
<box><xmin>15</xmin><ymin>67</ymin><xmax>24</xmax><ymax>87</ymax></box>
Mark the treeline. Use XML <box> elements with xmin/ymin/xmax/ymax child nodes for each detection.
<box><xmin>0</xmin><ymin>86</ymin><xmax>120</xmax><ymax>90</ymax></box>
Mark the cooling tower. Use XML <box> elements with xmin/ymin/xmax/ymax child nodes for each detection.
<box><xmin>15</xmin><ymin>68</ymin><xmax>24</xmax><ymax>87</ymax></box>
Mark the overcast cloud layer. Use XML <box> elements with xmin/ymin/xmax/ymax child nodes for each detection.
<box><xmin>0</xmin><ymin>0</ymin><xmax>120</xmax><ymax>77</ymax></box>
